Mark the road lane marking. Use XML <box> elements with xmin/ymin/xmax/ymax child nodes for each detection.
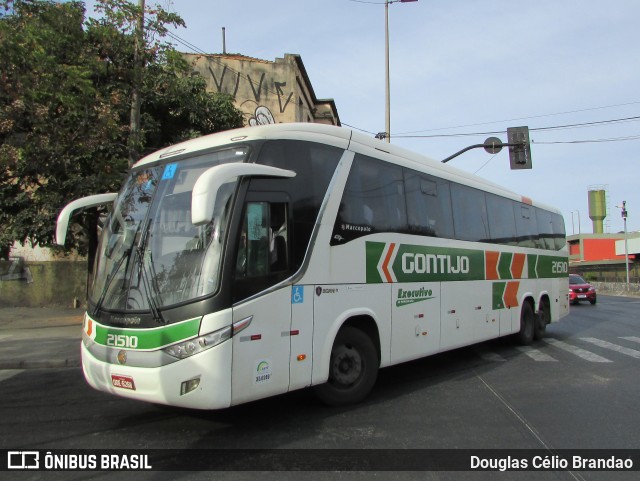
<box><xmin>620</xmin><ymin>336</ymin><xmax>640</xmax><ymax>345</ymax></box>
<box><xmin>516</xmin><ymin>346</ymin><xmax>558</xmax><ymax>362</ymax></box>
<box><xmin>0</xmin><ymin>335</ymin><xmax>12</xmax><ymax>341</ymax></box>
<box><xmin>545</xmin><ymin>338</ymin><xmax>612</xmax><ymax>362</ymax></box>
<box><xmin>0</xmin><ymin>370</ymin><xmax>23</xmax><ymax>382</ymax></box>
<box><xmin>580</xmin><ymin>337</ymin><xmax>640</xmax><ymax>360</ymax></box>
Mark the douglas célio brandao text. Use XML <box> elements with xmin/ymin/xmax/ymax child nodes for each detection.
<box><xmin>470</xmin><ymin>454</ymin><xmax>634</xmax><ymax>471</ymax></box>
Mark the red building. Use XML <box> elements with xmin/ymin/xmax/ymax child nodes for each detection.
<box><xmin>568</xmin><ymin>233</ymin><xmax>638</xmax><ymax>281</ymax></box>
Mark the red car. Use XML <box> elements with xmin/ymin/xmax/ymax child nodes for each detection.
<box><xmin>569</xmin><ymin>274</ymin><xmax>597</xmax><ymax>305</ymax></box>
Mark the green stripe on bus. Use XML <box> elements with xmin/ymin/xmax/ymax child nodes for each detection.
<box><xmin>535</xmin><ymin>255</ymin><xmax>569</xmax><ymax>278</ymax></box>
<box><xmin>92</xmin><ymin>317</ymin><xmax>201</xmax><ymax>350</ymax></box>
<box><xmin>365</xmin><ymin>241</ymin><xmax>386</xmax><ymax>283</ymax></box>
<box><xmin>366</xmin><ymin>241</ymin><xmax>485</xmax><ymax>283</ymax></box>
<box><xmin>366</xmin><ymin>242</ymin><xmax>568</xmax><ymax>283</ymax></box>
<box><xmin>393</xmin><ymin>244</ymin><xmax>485</xmax><ymax>282</ymax></box>
<box><xmin>492</xmin><ymin>282</ymin><xmax>507</xmax><ymax>310</ymax></box>
<box><xmin>498</xmin><ymin>252</ymin><xmax>513</xmax><ymax>280</ymax></box>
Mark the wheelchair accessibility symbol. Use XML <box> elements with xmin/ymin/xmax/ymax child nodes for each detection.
<box><xmin>292</xmin><ymin>286</ymin><xmax>304</xmax><ymax>304</ymax></box>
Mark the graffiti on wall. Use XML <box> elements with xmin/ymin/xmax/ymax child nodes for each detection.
<box><xmin>206</xmin><ymin>65</ymin><xmax>295</xmax><ymax>124</ymax></box>
<box><xmin>247</xmin><ymin>105</ymin><xmax>275</xmax><ymax>126</ymax></box>
<box><xmin>0</xmin><ymin>257</ymin><xmax>33</xmax><ymax>283</ymax></box>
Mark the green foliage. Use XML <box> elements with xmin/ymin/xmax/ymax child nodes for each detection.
<box><xmin>0</xmin><ymin>0</ymin><xmax>244</xmax><ymax>258</ymax></box>
<box><xmin>0</xmin><ymin>0</ymin><xmax>122</xmax><ymax>257</ymax></box>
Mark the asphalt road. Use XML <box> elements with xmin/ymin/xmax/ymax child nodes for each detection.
<box><xmin>1</xmin><ymin>295</ymin><xmax>639</xmax><ymax>480</ymax></box>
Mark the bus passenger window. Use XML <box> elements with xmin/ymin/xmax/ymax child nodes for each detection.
<box><xmin>451</xmin><ymin>184</ymin><xmax>489</xmax><ymax>242</ymax></box>
<box><xmin>515</xmin><ymin>205</ymin><xmax>539</xmax><ymax>248</ymax></box>
<box><xmin>404</xmin><ymin>170</ymin><xmax>454</xmax><ymax>238</ymax></box>
<box><xmin>486</xmin><ymin>193</ymin><xmax>517</xmax><ymax>245</ymax></box>
<box><xmin>332</xmin><ymin>154</ymin><xmax>407</xmax><ymax>243</ymax></box>
<box><xmin>536</xmin><ymin>208</ymin><xmax>555</xmax><ymax>250</ymax></box>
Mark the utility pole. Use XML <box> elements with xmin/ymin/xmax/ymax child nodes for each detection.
<box><xmin>129</xmin><ymin>0</ymin><xmax>145</xmax><ymax>167</ymax></box>
<box><xmin>222</xmin><ymin>27</ymin><xmax>227</xmax><ymax>54</ymax></box>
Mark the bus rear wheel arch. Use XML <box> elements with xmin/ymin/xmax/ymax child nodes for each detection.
<box><xmin>314</xmin><ymin>325</ymin><xmax>379</xmax><ymax>406</ymax></box>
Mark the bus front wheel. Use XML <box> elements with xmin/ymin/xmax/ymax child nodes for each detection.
<box><xmin>314</xmin><ymin>326</ymin><xmax>378</xmax><ymax>406</ymax></box>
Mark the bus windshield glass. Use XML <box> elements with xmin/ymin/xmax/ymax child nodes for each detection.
<box><xmin>90</xmin><ymin>146</ymin><xmax>250</xmax><ymax>313</ymax></box>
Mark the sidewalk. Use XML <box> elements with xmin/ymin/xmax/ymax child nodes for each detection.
<box><xmin>0</xmin><ymin>306</ymin><xmax>84</xmax><ymax>370</ymax></box>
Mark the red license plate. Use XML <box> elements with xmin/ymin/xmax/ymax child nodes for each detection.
<box><xmin>111</xmin><ymin>374</ymin><xmax>136</xmax><ymax>391</ymax></box>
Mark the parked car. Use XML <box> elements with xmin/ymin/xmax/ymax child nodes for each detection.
<box><xmin>569</xmin><ymin>274</ymin><xmax>597</xmax><ymax>305</ymax></box>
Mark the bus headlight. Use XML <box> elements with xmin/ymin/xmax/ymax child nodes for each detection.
<box><xmin>163</xmin><ymin>326</ymin><xmax>231</xmax><ymax>360</ymax></box>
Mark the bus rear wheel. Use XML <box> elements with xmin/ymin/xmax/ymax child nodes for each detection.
<box><xmin>534</xmin><ymin>300</ymin><xmax>550</xmax><ymax>341</ymax></box>
<box><xmin>314</xmin><ymin>326</ymin><xmax>378</xmax><ymax>406</ymax></box>
<box><xmin>516</xmin><ymin>302</ymin><xmax>535</xmax><ymax>346</ymax></box>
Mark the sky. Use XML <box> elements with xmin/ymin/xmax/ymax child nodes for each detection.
<box><xmin>84</xmin><ymin>0</ymin><xmax>640</xmax><ymax>234</ymax></box>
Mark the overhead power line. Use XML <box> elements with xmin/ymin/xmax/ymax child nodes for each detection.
<box><xmin>533</xmin><ymin>135</ymin><xmax>640</xmax><ymax>145</ymax></box>
<box><xmin>346</xmin><ymin>0</ymin><xmax>387</xmax><ymax>5</ymax></box>
<box><xmin>342</xmin><ymin>122</ymin><xmax>377</xmax><ymax>135</ymax></box>
<box><xmin>393</xmin><ymin>101</ymin><xmax>640</xmax><ymax>136</ymax></box>
<box><xmin>386</xmin><ymin>115</ymin><xmax>640</xmax><ymax>140</ymax></box>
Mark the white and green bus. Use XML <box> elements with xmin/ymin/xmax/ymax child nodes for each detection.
<box><xmin>56</xmin><ymin>123</ymin><xmax>569</xmax><ymax>409</ymax></box>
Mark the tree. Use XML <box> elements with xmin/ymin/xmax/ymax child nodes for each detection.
<box><xmin>0</xmin><ymin>0</ymin><xmax>124</xmax><ymax>260</ymax></box>
<box><xmin>0</xmin><ymin>0</ymin><xmax>243</xmax><ymax>259</ymax></box>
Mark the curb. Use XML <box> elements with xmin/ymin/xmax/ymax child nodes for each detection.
<box><xmin>0</xmin><ymin>359</ymin><xmax>80</xmax><ymax>369</ymax></box>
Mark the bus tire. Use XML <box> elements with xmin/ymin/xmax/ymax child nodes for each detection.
<box><xmin>314</xmin><ymin>326</ymin><xmax>378</xmax><ymax>406</ymax></box>
<box><xmin>534</xmin><ymin>300</ymin><xmax>549</xmax><ymax>341</ymax></box>
<box><xmin>516</xmin><ymin>302</ymin><xmax>535</xmax><ymax>346</ymax></box>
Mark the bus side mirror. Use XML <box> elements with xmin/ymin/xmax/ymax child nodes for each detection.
<box><xmin>55</xmin><ymin>193</ymin><xmax>118</xmax><ymax>245</ymax></box>
<box><xmin>191</xmin><ymin>164</ymin><xmax>295</xmax><ymax>226</ymax></box>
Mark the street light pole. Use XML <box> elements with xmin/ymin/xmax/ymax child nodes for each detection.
<box><xmin>384</xmin><ymin>0</ymin><xmax>417</xmax><ymax>143</ymax></box>
<box><xmin>385</xmin><ymin>0</ymin><xmax>390</xmax><ymax>143</ymax></box>
<box><xmin>618</xmin><ymin>201</ymin><xmax>630</xmax><ymax>289</ymax></box>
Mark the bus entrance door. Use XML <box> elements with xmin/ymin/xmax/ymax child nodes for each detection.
<box><xmin>230</xmin><ymin>288</ymin><xmax>292</xmax><ymax>406</ymax></box>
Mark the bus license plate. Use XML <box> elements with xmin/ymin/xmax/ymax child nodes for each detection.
<box><xmin>111</xmin><ymin>374</ymin><xmax>136</xmax><ymax>391</ymax></box>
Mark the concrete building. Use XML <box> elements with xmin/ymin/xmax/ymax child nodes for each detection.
<box><xmin>568</xmin><ymin>233</ymin><xmax>638</xmax><ymax>281</ymax></box>
<box><xmin>183</xmin><ymin>52</ymin><xmax>340</xmax><ymax>127</ymax></box>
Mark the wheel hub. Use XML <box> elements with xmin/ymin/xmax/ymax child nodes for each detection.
<box><xmin>331</xmin><ymin>346</ymin><xmax>362</xmax><ymax>385</ymax></box>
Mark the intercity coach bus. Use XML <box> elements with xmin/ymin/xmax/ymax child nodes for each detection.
<box><xmin>56</xmin><ymin>123</ymin><xmax>569</xmax><ymax>409</ymax></box>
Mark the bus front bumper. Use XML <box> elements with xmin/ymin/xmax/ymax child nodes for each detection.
<box><xmin>81</xmin><ymin>339</ymin><xmax>233</xmax><ymax>410</ymax></box>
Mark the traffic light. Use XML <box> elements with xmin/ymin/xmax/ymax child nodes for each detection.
<box><xmin>507</xmin><ymin>126</ymin><xmax>532</xmax><ymax>169</ymax></box>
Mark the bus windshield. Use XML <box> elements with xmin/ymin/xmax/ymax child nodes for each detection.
<box><xmin>90</xmin><ymin>146</ymin><xmax>250</xmax><ymax>314</ymax></box>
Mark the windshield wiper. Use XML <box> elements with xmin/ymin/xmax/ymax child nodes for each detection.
<box><xmin>136</xmin><ymin>218</ymin><xmax>164</xmax><ymax>324</ymax></box>
<box><xmin>94</xmin><ymin>246</ymin><xmax>131</xmax><ymax>316</ymax></box>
